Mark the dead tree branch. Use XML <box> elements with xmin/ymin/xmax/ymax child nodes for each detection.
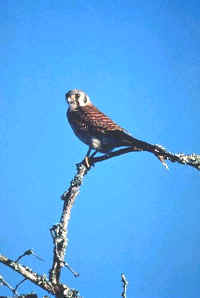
<box><xmin>90</xmin><ymin>143</ymin><xmax>200</xmax><ymax>171</ymax></box>
<box><xmin>0</xmin><ymin>254</ymin><xmax>54</xmax><ymax>294</ymax></box>
<box><xmin>49</xmin><ymin>163</ymin><xmax>87</xmax><ymax>285</ymax></box>
<box><xmin>0</xmin><ymin>253</ymin><xmax>78</xmax><ymax>297</ymax></box>
<box><xmin>15</xmin><ymin>249</ymin><xmax>44</xmax><ymax>263</ymax></box>
<box><xmin>0</xmin><ymin>273</ymin><xmax>19</xmax><ymax>295</ymax></box>
<box><xmin>0</xmin><ymin>140</ymin><xmax>199</xmax><ymax>297</ymax></box>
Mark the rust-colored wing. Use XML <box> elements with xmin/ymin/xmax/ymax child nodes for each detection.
<box><xmin>67</xmin><ymin>103</ymin><xmax>142</xmax><ymax>150</ymax></box>
<box><xmin>67</xmin><ymin>104</ymin><xmax>126</xmax><ymax>135</ymax></box>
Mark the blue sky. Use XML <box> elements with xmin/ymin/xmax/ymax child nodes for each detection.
<box><xmin>0</xmin><ymin>1</ymin><xmax>200</xmax><ymax>297</ymax></box>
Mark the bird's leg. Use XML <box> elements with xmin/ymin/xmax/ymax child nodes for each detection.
<box><xmin>86</xmin><ymin>147</ymin><xmax>92</xmax><ymax>157</ymax></box>
<box><xmin>90</xmin><ymin>150</ymin><xmax>97</xmax><ymax>159</ymax></box>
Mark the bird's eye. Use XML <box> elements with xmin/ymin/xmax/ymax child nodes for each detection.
<box><xmin>83</xmin><ymin>96</ymin><xmax>87</xmax><ymax>103</ymax></box>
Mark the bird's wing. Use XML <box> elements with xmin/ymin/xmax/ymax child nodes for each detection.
<box><xmin>80</xmin><ymin>105</ymin><xmax>148</xmax><ymax>147</ymax></box>
<box><xmin>67</xmin><ymin>104</ymin><xmax>128</xmax><ymax>135</ymax></box>
<box><xmin>67</xmin><ymin>104</ymin><xmax>152</xmax><ymax>148</ymax></box>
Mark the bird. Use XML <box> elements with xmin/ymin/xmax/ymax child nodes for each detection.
<box><xmin>65</xmin><ymin>89</ymin><xmax>164</xmax><ymax>167</ymax></box>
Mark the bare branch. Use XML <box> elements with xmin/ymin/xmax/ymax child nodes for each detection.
<box><xmin>48</xmin><ymin>141</ymin><xmax>199</xmax><ymax>291</ymax></box>
<box><xmin>15</xmin><ymin>249</ymin><xmax>44</xmax><ymax>263</ymax></box>
<box><xmin>1</xmin><ymin>138</ymin><xmax>198</xmax><ymax>297</ymax></box>
<box><xmin>49</xmin><ymin>163</ymin><xmax>87</xmax><ymax>285</ymax></box>
<box><xmin>90</xmin><ymin>143</ymin><xmax>200</xmax><ymax>171</ymax></box>
<box><xmin>0</xmin><ymin>254</ymin><xmax>77</xmax><ymax>297</ymax></box>
<box><xmin>63</xmin><ymin>262</ymin><xmax>79</xmax><ymax>278</ymax></box>
<box><xmin>0</xmin><ymin>254</ymin><xmax>55</xmax><ymax>294</ymax></box>
<box><xmin>14</xmin><ymin>278</ymin><xmax>27</xmax><ymax>292</ymax></box>
<box><xmin>121</xmin><ymin>273</ymin><xmax>128</xmax><ymax>298</ymax></box>
<box><xmin>0</xmin><ymin>273</ymin><xmax>19</xmax><ymax>295</ymax></box>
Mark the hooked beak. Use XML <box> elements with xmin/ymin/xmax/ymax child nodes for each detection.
<box><xmin>65</xmin><ymin>92</ymin><xmax>80</xmax><ymax>110</ymax></box>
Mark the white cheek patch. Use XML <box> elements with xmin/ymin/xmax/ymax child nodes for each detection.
<box><xmin>79</xmin><ymin>100</ymin><xmax>88</xmax><ymax>107</ymax></box>
<box><xmin>78</xmin><ymin>95</ymin><xmax>91</xmax><ymax>107</ymax></box>
<box><xmin>78</xmin><ymin>98</ymin><xmax>84</xmax><ymax>107</ymax></box>
<box><xmin>91</xmin><ymin>137</ymin><xmax>101</xmax><ymax>149</ymax></box>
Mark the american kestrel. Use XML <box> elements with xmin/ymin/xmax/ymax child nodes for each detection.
<box><xmin>65</xmin><ymin>89</ymin><xmax>155</xmax><ymax>164</ymax></box>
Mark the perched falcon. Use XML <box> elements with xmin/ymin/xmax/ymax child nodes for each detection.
<box><xmin>65</xmin><ymin>89</ymin><xmax>156</xmax><ymax>162</ymax></box>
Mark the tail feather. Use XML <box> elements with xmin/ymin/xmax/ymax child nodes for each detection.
<box><xmin>118</xmin><ymin>131</ymin><xmax>169</xmax><ymax>169</ymax></box>
<box><xmin>118</xmin><ymin>131</ymin><xmax>155</xmax><ymax>151</ymax></box>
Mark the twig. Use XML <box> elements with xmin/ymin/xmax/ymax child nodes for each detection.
<box><xmin>15</xmin><ymin>249</ymin><xmax>44</xmax><ymax>263</ymax></box>
<box><xmin>64</xmin><ymin>262</ymin><xmax>79</xmax><ymax>278</ymax></box>
<box><xmin>121</xmin><ymin>273</ymin><xmax>128</xmax><ymax>298</ymax></box>
<box><xmin>0</xmin><ymin>273</ymin><xmax>19</xmax><ymax>295</ymax></box>
<box><xmin>14</xmin><ymin>277</ymin><xmax>27</xmax><ymax>292</ymax></box>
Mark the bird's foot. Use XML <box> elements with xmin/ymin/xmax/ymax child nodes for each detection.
<box><xmin>84</xmin><ymin>156</ymin><xmax>90</xmax><ymax>169</ymax></box>
<box><xmin>83</xmin><ymin>149</ymin><xmax>97</xmax><ymax>169</ymax></box>
<box><xmin>83</xmin><ymin>156</ymin><xmax>95</xmax><ymax>169</ymax></box>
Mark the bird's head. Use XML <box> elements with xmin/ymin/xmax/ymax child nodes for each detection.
<box><xmin>65</xmin><ymin>89</ymin><xmax>91</xmax><ymax>110</ymax></box>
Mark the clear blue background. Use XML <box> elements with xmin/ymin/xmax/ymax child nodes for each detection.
<box><xmin>1</xmin><ymin>1</ymin><xmax>200</xmax><ymax>297</ymax></box>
